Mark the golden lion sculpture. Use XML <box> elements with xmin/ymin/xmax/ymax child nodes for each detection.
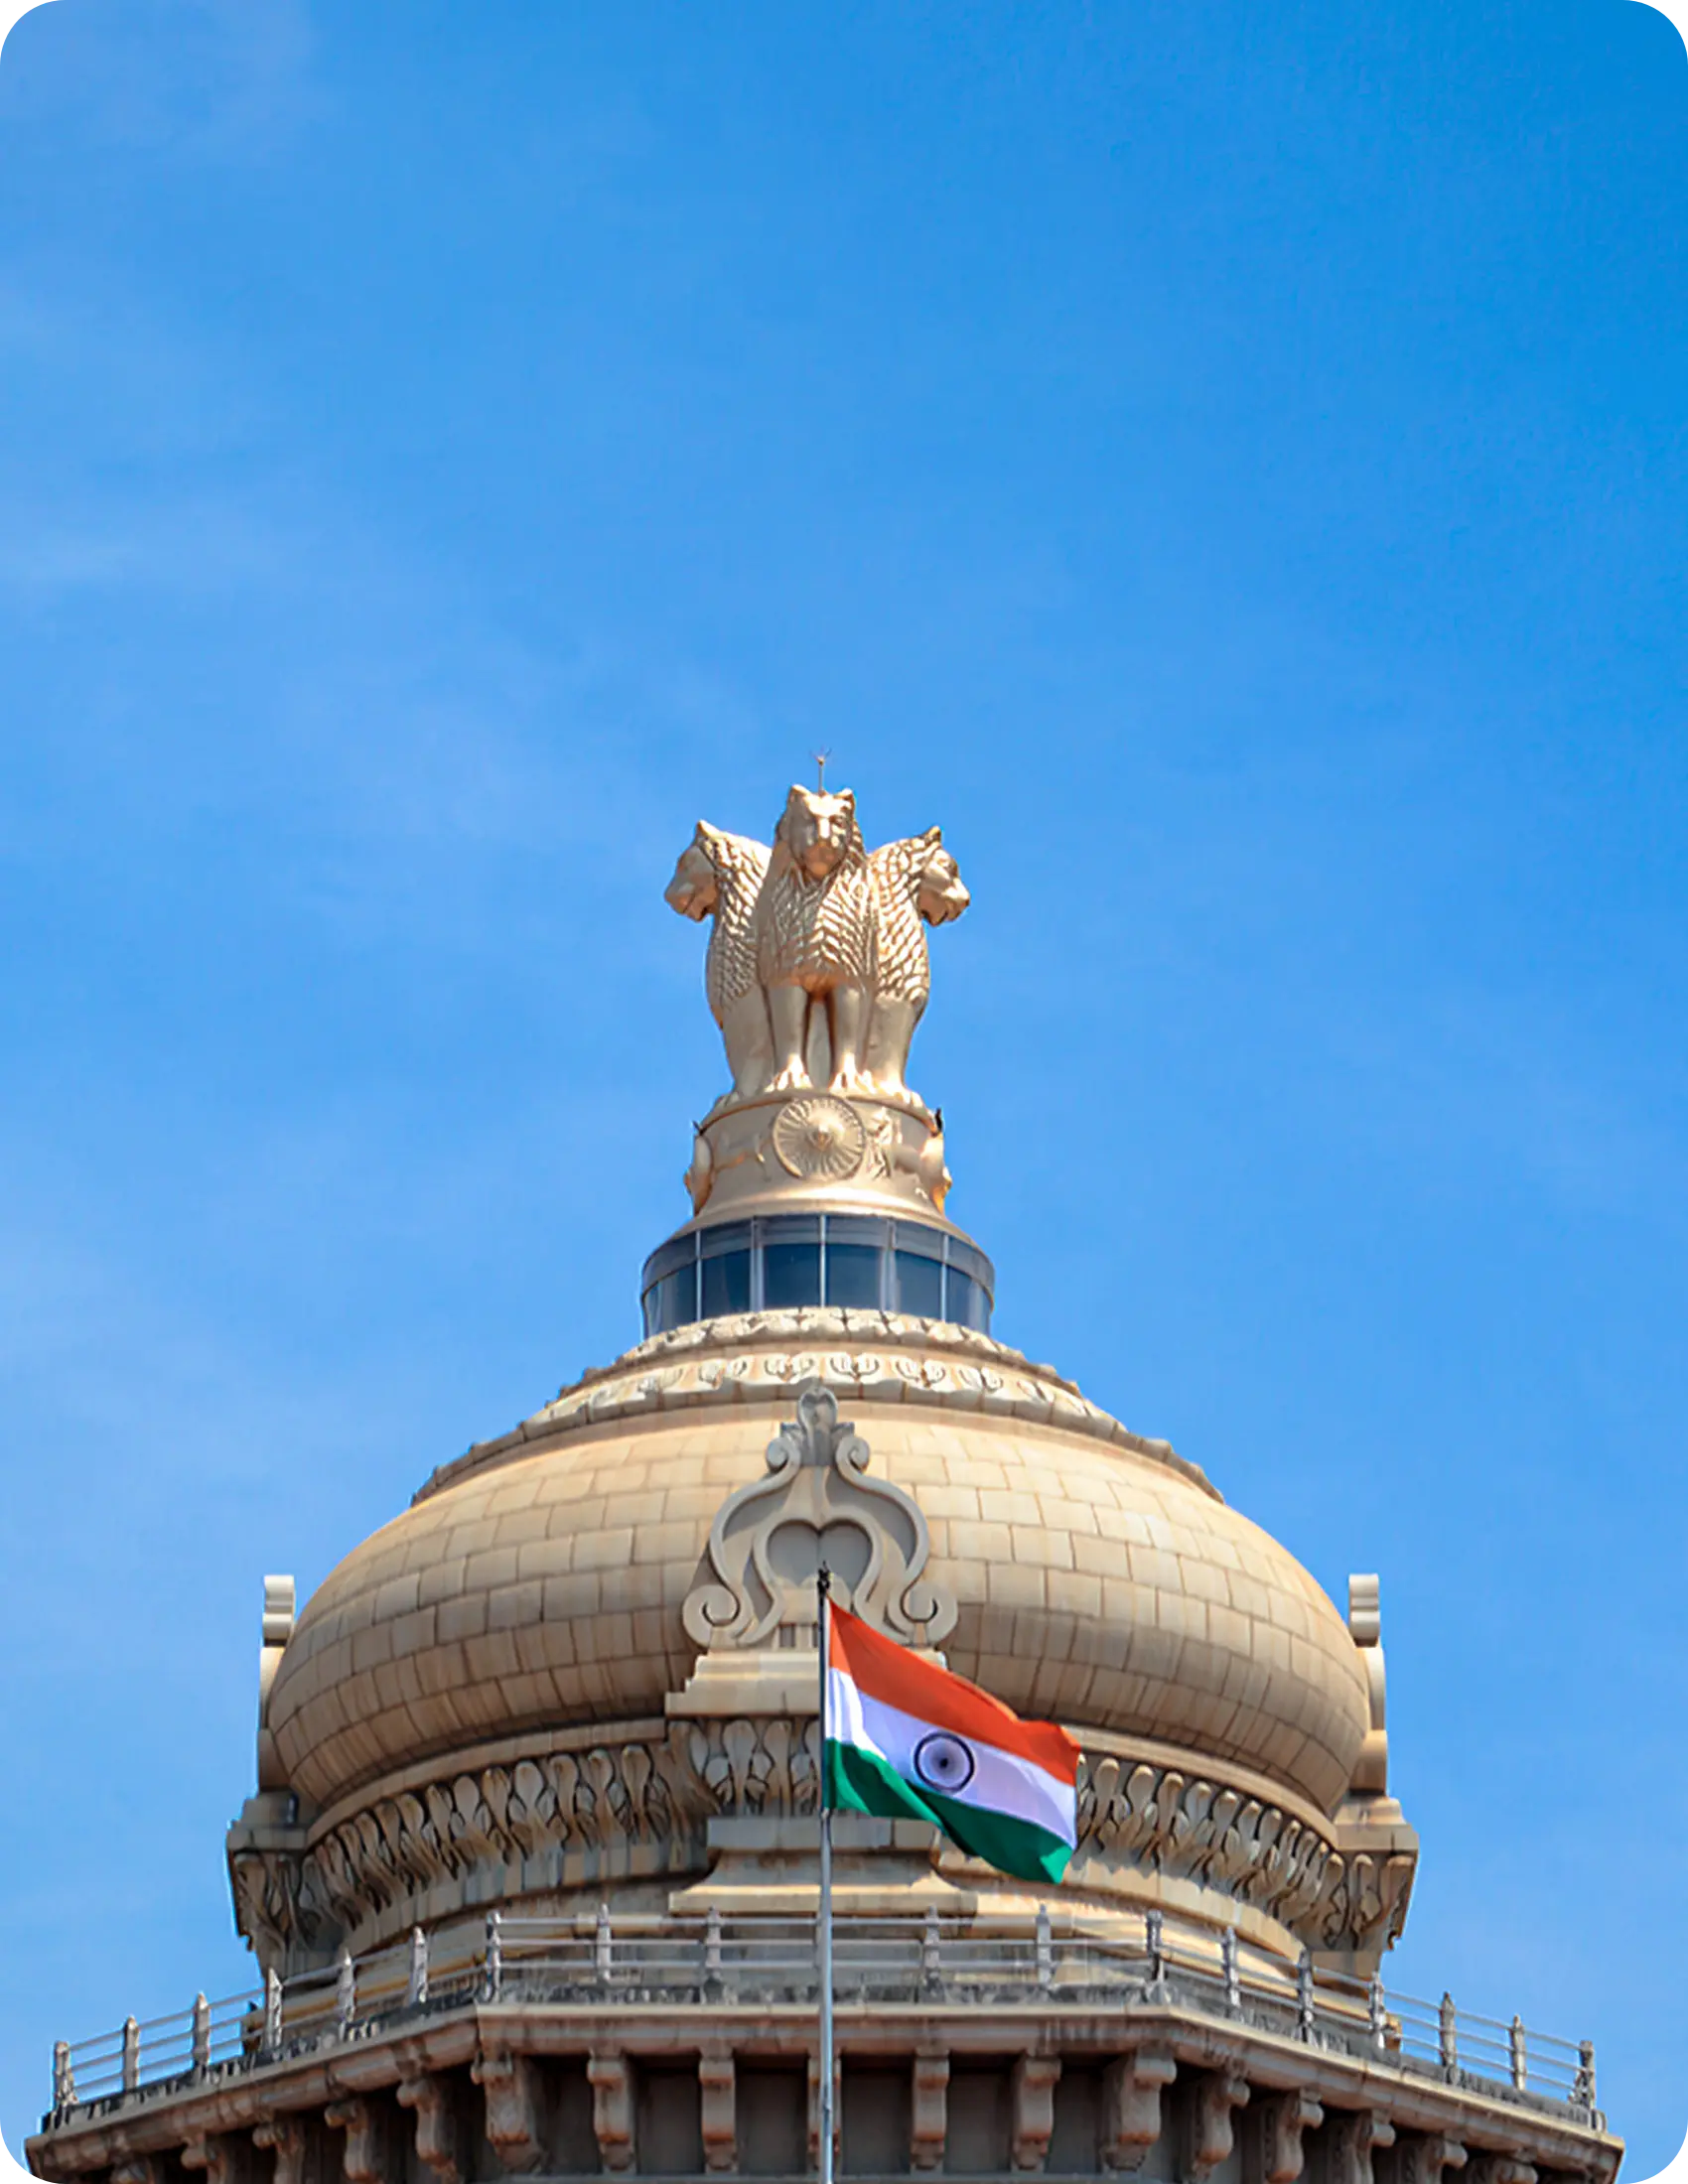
<box><xmin>664</xmin><ymin>782</ymin><xmax>968</xmax><ymax>1112</ymax></box>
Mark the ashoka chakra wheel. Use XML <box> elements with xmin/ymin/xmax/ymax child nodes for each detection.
<box><xmin>772</xmin><ymin>1095</ymin><xmax>868</xmax><ymax>1179</ymax></box>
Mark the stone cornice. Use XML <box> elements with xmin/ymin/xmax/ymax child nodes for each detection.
<box><xmin>29</xmin><ymin>1996</ymin><xmax>1618</xmax><ymax>2183</ymax></box>
<box><xmin>416</xmin><ymin>1309</ymin><xmax>1216</xmax><ymax>1505</ymax></box>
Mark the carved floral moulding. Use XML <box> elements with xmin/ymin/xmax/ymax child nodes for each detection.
<box><xmin>416</xmin><ymin>1309</ymin><xmax>1215</xmax><ymax>1506</ymax></box>
<box><xmin>228</xmin><ymin>1715</ymin><xmax>1412</xmax><ymax>1975</ymax></box>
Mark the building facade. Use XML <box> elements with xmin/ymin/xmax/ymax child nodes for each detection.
<box><xmin>29</xmin><ymin>783</ymin><xmax>1619</xmax><ymax>2184</ymax></box>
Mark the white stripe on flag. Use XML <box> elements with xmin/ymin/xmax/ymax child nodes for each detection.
<box><xmin>828</xmin><ymin>1666</ymin><xmax>1077</xmax><ymax>1846</ymax></box>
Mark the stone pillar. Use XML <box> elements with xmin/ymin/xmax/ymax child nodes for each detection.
<box><xmin>472</xmin><ymin>2051</ymin><xmax>546</xmax><ymax>2175</ymax></box>
<box><xmin>1262</xmin><ymin>2092</ymin><xmax>1325</xmax><ymax>2184</ymax></box>
<box><xmin>588</xmin><ymin>2053</ymin><xmax>635</xmax><ymax>2176</ymax></box>
<box><xmin>699</xmin><ymin>2050</ymin><xmax>737</xmax><ymax>2176</ymax></box>
<box><xmin>1011</xmin><ymin>2056</ymin><xmax>1062</xmax><ymax>2174</ymax></box>
<box><xmin>911</xmin><ymin>2051</ymin><xmax>950</xmax><ymax>2173</ymax></box>
<box><xmin>1189</xmin><ymin>2072</ymin><xmax>1251</xmax><ymax>2184</ymax></box>
<box><xmin>1100</xmin><ymin>2049</ymin><xmax>1176</xmax><ymax>2174</ymax></box>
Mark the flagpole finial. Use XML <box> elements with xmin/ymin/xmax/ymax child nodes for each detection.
<box><xmin>813</xmin><ymin>748</ymin><xmax>831</xmax><ymax>790</ymax></box>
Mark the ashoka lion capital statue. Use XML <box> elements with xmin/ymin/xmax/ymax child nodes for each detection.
<box><xmin>665</xmin><ymin>783</ymin><xmax>969</xmax><ymax>1118</ymax></box>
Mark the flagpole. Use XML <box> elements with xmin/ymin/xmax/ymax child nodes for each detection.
<box><xmin>817</xmin><ymin>1563</ymin><xmax>834</xmax><ymax>2184</ymax></box>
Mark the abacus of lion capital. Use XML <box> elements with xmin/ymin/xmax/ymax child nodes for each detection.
<box><xmin>29</xmin><ymin>779</ymin><xmax>1622</xmax><ymax>2184</ymax></box>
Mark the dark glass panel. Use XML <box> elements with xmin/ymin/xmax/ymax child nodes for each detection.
<box><xmin>825</xmin><ymin>1213</ymin><xmax>886</xmax><ymax>1247</ymax></box>
<box><xmin>761</xmin><ymin>1213</ymin><xmax>822</xmax><ymax>1244</ymax></box>
<box><xmin>641</xmin><ymin>1235</ymin><xmax>696</xmax><ymax>1287</ymax></box>
<box><xmin>764</xmin><ymin>1241</ymin><xmax>822</xmax><ymax>1306</ymax></box>
<box><xmin>701</xmin><ymin>1249</ymin><xmax>752</xmax><ymax>1319</ymax></box>
<box><xmin>895</xmin><ymin>1251</ymin><xmax>943</xmax><ymax>1319</ymax></box>
<box><xmin>825</xmin><ymin>1242</ymin><xmax>882</xmax><ymax>1308</ymax></box>
<box><xmin>698</xmin><ymin>1220</ymin><xmax>753</xmax><ymax>1256</ymax></box>
<box><xmin>659</xmin><ymin>1267</ymin><xmax>697</xmax><ymax>1331</ymax></box>
<box><xmin>893</xmin><ymin>1222</ymin><xmax>944</xmax><ymax>1260</ymax></box>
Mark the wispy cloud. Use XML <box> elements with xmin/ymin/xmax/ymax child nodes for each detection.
<box><xmin>0</xmin><ymin>0</ymin><xmax>320</xmax><ymax>160</ymax></box>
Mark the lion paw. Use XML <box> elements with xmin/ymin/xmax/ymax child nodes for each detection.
<box><xmin>770</xmin><ymin>1064</ymin><xmax>812</xmax><ymax>1093</ymax></box>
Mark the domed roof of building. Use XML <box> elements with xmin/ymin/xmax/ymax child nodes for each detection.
<box><xmin>267</xmin><ymin>1312</ymin><xmax>1369</xmax><ymax>1823</ymax></box>
<box><xmin>233</xmin><ymin>780</ymin><xmax>1414</xmax><ymax>1984</ymax></box>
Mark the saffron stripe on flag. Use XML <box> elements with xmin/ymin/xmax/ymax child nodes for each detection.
<box><xmin>827</xmin><ymin>1605</ymin><xmax>1080</xmax><ymax>1784</ymax></box>
<box><xmin>825</xmin><ymin>1669</ymin><xmax>1077</xmax><ymax>1846</ymax></box>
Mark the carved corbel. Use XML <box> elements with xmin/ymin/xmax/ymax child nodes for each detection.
<box><xmin>1401</xmin><ymin>2136</ymin><xmax>1469</xmax><ymax>2184</ymax></box>
<box><xmin>588</xmin><ymin>2053</ymin><xmax>635</xmax><ymax>2175</ymax></box>
<box><xmin>113</xmin><ymin>2160</ymin><xmax>165</xmax><ymax>2184</ymax></box>
<box><xmin>1262</xmin><ymin>2092</ymin><xmax>1325</xmax><ymax>2184</ymax></box>
<box><xmin>1100</xmin><ymin>2048</ymin><xmax>1176</xmax><ymax>2174</ymax></box>
<box><xmin>397</xmin><ymin>2072</ymin><xmax>463</xmax><ymax>2184</ymax></box>
<box><xmin>471</xmin><ymin>2051</ymin><xmax>547</xmax><ymax>2175</ymax></box>
<box><xmin>699</xmin><ymin>2050</ymin><xmax>737</xmax><ymax>2175</ymax></box>
<box><xmin>1468</xmin><ymin>2160</ymin><xmax>1536</xmax><ymax>2184</ymax></box>
<box><xmin>1010</xmin><ymin>2056</ymin><xmax>1061</xmax><ymax>2174</ymax></box>
<box><xmin>1189</xmin><ymin>2073</ymin><xmax>1251</xmax><ymax>2184</ymax></box>
<box><xmin>323</xmin><ymin>2101</ymin><xmax>385</xmax><ymax>2184</ymax></box>
<box><xmin>182</xmin><ymin>2135</ymin><xmax>242</xmax><ymax>2184</ymax></box>
<box><xmin>1330</xmin><ymin>2111</ymin><xmax>1396</xmax><ymax>2184</ymax></box>
<box><xmin>252</xmin><ymin>2117</ymin><xmax>306</xmax><ymax>2184</ymax></box>
<box><xmin>911</xmin><ymin>2050</ymin><xmax>950</xmax><ymax>2172</ymax></box>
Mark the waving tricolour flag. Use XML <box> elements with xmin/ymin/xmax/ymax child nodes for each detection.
<box><xmin>823</xmin><ymin>1601</ymin><xmax>1081</xmax><ymax>1883</ymax></box>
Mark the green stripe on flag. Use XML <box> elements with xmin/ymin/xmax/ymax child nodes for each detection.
<box><xmin>824</xmin><ymin>1739</ymin><xmax>1073</xmax><ymax>1885</ymax></box>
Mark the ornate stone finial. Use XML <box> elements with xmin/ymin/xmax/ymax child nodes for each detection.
<box><xmin>670</xmin><ymin>1383</ymin><xmax>955</xmax><ymax>1718</ymax></box>
<box><xmin>256</xmin><ymin>1573</ymin><xmax>295</xmax><ymax>1793</ymax></box>
<box><xmin>1346</xmin><ymin>1572</ymin><xmax>1389</xmax><ymax>1798</ymax></box>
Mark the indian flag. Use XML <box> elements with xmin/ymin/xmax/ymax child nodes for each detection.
<box><xmin>823</xmin><ymin>1602</ymin><xmax>1081</xmax><ymax>1884</ymax></box>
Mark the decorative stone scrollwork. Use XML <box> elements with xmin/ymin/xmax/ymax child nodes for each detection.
<box><xmin>680</xmin><ymin>1382</ymin><xmax>958</xmax><ymax>1650</ymax></box>
<box><xmin>683</xmin><ymin>1715</ymin><xmax>821</xmax><ymax>1816</ymax></box>
<box><xmin>1076</xmin><ymin>1757</ymin><xmax>1337</xmax><ymax>1930</ymax></box>
<box><xmin>1316</xmin><ymin>1848</ymin><xmax>1418</xmax><ymax>1958</ymax></box>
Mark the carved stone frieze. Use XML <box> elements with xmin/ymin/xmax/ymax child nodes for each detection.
<box><xmin>233</xmin><ymin>1709</ymin><xmax>1412</xmax><ymax>1971</ymax></box>
<box><xmin>1315</xmin><ymin>1849</ymin><xmax>1418</xmax><ymax>1961</ymax></box>
<box><xmin>1076</xmin><ymin>1754</ymin><xmax>1338</xmax><ymax>1933</ymax></box>
<box><xmin>417</xmin><ymin>1310</ymin><xmax>1211</xmax><ymax>1507</ymax></box>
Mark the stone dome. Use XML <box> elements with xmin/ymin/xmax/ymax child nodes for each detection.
<box><xmin>233</xmin><ymin>785</ymin><xmax>1416</xmax><ymax>1986</ymax></box>
<box><xmin>267</xmin><ymin>1311</ymin><xmax>1369</xmax><ymax>1824</ymax></box>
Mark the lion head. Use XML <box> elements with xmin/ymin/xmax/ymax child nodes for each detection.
<box><xmin>774</xmin><ymin>785</ymin><xmax>864</xmax><ymax>883</ymax></box>
<box><xmin>914</xmin><ymin>838</ymin><xmax>969</xmax><ymax>926</ymax></box>
<box><xmin>664</xmin><ymin>823</ymin><xmax>722</xmax><ymax>922</ymax></box>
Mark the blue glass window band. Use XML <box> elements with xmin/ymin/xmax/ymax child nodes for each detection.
<box><xmin>639</xmin><ymin>1216</ymin><xmax>994</xmax><ymax>1338</ymax></box>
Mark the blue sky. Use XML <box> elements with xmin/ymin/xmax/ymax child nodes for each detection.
<box><xmin>1</xmin><ymin>0</ymin><xmax>1685</xmax><ymax>2164</ymax></box>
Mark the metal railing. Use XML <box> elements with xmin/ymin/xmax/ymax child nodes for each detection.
<box><xmin>45</xmin><ymin>1906</ymin><xmax>1601</xmax><ymax>2128</ymax></box>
